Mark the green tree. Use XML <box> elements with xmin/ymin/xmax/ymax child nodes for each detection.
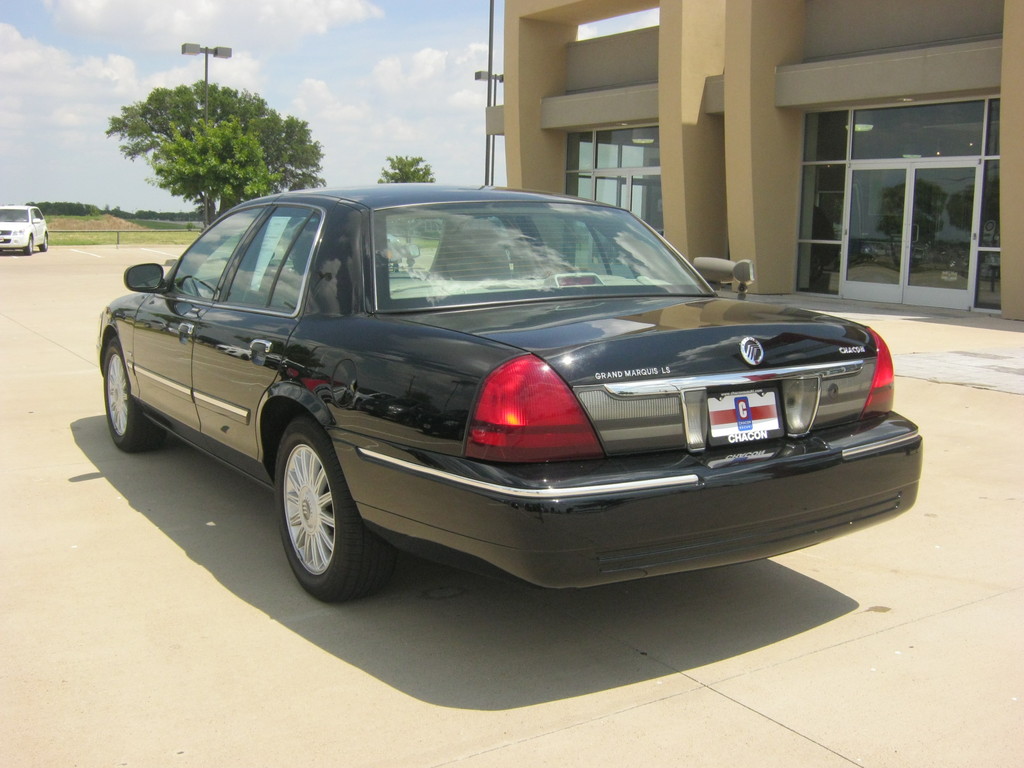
<box><xmin>379</xmin><ymin>155</ymin><xmax>436</xmax><ymax>183</ymax></box>
<box><xmin>107</xmin><ymin>82</ymin><xmax>324</xmax><ymax>216</ymax></box>
<box><xmin>151</xmin><ymin>119</ymin><xmax>279</xmax><ymax>215</ymax></box>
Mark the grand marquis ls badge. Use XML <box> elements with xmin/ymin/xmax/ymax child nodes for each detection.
<box><xmin>740</xmin><ymin>336</ymin><xmax>765</xmax><ymax>366</ymax></box>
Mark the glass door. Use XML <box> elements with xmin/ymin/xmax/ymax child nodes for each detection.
<box><xmin>902</xmin><ymin>165</ymin><xmax>978</xmax><ymax>309</ymax></box>
<box><xmin>844</xmin><ymin>167</ymin><xmax>907</xmax><ymax>303</ymax></box>
<box><xmin>842</xmin><ymin>162</ymin><xmax>979</xmax><ymax>309</ymax></box>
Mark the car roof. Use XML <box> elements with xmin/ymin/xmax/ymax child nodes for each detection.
<box><xmin>245</xmin><ymin>185</ymin><xmax>598</xmax><ymax>211</ymax></box>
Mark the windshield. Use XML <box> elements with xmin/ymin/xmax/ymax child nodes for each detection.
<box><xmin>0</xmin><ymin>209</ymin><xmax>30</xmax><ymax>223</ymax></box>
<box><xmin>372</xmin><ymin>201</ymin><xmax>710</xmax><ymax>311</ymax></box>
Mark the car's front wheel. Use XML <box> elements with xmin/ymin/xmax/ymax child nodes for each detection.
<box><xmin>276</xmin><ymin>417</ymin><xmax>396</xmax><ymax>601</ymax></box>
<box><xmin>103</xmin><ymin>341</ymin><xmax>166</xmax><ymax>452</ymax></box>
<box><xmin>22</xmin><ymin>236</ymin><xmax>33</xmax><ymax>256</ymax></box>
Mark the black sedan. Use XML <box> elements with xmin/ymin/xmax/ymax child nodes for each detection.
<box><xmin>98</xmin><ymin>186</ymin><xmax>922</xmax><ymax>601</ymax></box>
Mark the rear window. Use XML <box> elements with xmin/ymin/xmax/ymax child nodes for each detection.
<box><xmin>372</xmin><ymin>201</ymin><xmax>709</xmax><ymax>311</ymax></box>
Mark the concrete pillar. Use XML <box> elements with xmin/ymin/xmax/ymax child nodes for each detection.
<box><xmin>1000</xmin><ymin>0</ymin><xmax>1024</xmax><ymax>319</ymax></box>
<box><xmin>658</xmin><ymin>0</ymin><xmax>727</xmax><ymax>259</ymax></box>
<box><xmin>723</xmin><ymin>0</ymin><xmax>805</xmax><ymax>294</ymax></box>
<box><xmin>504</xmin><ymin>14</ymin><xmax>576</xmax><ymax>191</ymax></box>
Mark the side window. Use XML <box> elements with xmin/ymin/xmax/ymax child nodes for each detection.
<box><xmin>174</xmin><ymin>208</ymin><xmax>263</xmax><ymax>299</ymax></box>
<box><xmin>224</xmin><ymin>206</ymin><xmax>321</xmax><ymax>311</ymax></box>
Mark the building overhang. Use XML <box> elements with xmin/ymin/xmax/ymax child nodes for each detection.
<box><xmin>704</xmin><ymin>38</ymin><xmax>1002</xmax><ymax>115</ymax></box>
<box><xmin>540</xmin><ymin>82</ymin><xmax>659</xmax><ymax>130</ymax></box>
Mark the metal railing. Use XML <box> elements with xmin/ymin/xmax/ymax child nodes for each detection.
<box><xmin>49</xmin><ymin>229</ymin><xmax>200</xmax><ymax>247</ymax></box>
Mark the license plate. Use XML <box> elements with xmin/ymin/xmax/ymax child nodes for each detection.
<box><xmin>707</xmin><ymin>389</ymin><xmax>784</xmax><ymax>446</ymax></box>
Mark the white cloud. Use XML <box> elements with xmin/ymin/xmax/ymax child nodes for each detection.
<box><xmin>285</xmin><ymin>40</ymin><xmax>491</xmax><ymax>188</ymax></box>
<box><xmin>578</xmin><ymin>9</ymin><xmax>660</xmax><ymax>40</ymax></box>
<box><xmin>447</xmin><ymin>88</ymin><xmax>485</xmax><ymax>110</ymax></box>
<box><xmin>291</xmin><ymin>79</ymin><xmax>370</xmax><ymax>125</ymax></box>
<box><xmin>44</xmin><ymin>0</ymin><xmax>383</xmax><ymax>51</ymax></box>
<box><xmin>372</xmin><ymin>48</ymin><xmax>449</xmax><ymax>91</ymax></box>
<box><xmin>0</xmin><ymin>6</ymin><xmax>499</xmax><ymax>209</ymax></box>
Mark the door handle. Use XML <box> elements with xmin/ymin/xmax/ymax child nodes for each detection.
<box><xmin>178</xmin><ymin>322</ymin><xmax>195</xmax><ymax>344</ymax></box>
<box><xmin>250</xmin><ymin>339</ymin><xmax>272</xmax><ymax>366</ymax></box>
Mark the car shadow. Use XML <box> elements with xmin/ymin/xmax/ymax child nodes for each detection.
<box><xmin>72</xmin><ymin>414</ymin><xmax>858</xmax><ymax>711</ymax></box>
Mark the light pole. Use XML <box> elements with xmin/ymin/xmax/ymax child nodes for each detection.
<box><xmin>476</xmin><ymin>0</ymin><xmax>503</xmax><ymax>187</ymax></box>
<box><xmin>475</xmin><ymin>70</ymin><xmax>503</xmax><ymax>187</ymax></box>
<box><xmin>181</xmin><ymin>43</ymin><xmax>232</xmax><ymax>123</ymax></box>
<box><xmin>181</xmin><ymin>43</ymin><xmax>232</xmax><ymax>224</ymax></box>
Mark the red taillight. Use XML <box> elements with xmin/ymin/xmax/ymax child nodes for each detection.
<box><xmin>862</xmin><ymin>328</ymin><xmax>895</xmax><ymax>417</ymax></box>
<box><xmin>466</xmin><ymin>355</ymin><xmax>604</xmax><ymax>462</ymax></box>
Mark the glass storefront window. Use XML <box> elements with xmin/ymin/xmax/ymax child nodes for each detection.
<box><xmin>797</xmin><ymin>243</ymin><xmax>841</xmax><ymax>294</ymax></box>
<box><xmin>986</xmin><ymin>100</ymin><xmax>1000</xmax><ymax>157</ymax></box>
<box><xmin>798</xmin><ymin>112</ymin><xmax>847</xmax><ymax>296</ymax></box>
<box><xmin>596</xmin><ymin>127</ymin><xmax>660</xmax><ymax>169</ymax></box>
<box><xmin>566</xmin><ymin>173</ymin><xmax>593</xmax><ymax>199</ymax></box>
<box><xmin>852</xmin><ymin>101</ymin><xmax>984</xmax><ymax>160</ymax></box>
<box><xmin>977</xmin><ymin>158</ymin><xmax>1001</xmax><ymax>310</ymax></box>
<box><xmin>567</xmin><ymin>133</ymin><xmax>594</xmax><ymax>171</ymax></box>
<box><xmin>980</xmin><ymin>160</ymin><xmax>1000</xmax><ymax>248</ymax></box>
<box><xmin>799</xmin><ymin>164</ymin><xmax>845</xmax><ymax>241</ymax></box>
<box><xmin>595</xmin><ymin>176</ymin><xmax>626</xmax><ymax>208</ymax></box>
<box><xmin>567</xmin><ymin>128</ymin><xmax>662</xmax><ymax>232</ymax></box>
<box><xmin>975</xmin><ymin>252</ymin><xmax>1001</xmax><ymax>309</ymax></box>
<box><xmin>631</xmin><ymin>175</ymin><xmax>664</xmax><ymax>233</ymax></box>
<box><xmin>804</xmin><ymin>111</ymin><xmax>848</xmax><ymax>162</ymax></box>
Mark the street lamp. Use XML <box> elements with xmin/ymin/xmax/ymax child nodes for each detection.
<box><xmin>180</xmin><ymin>43</ymin><xmax>232</xmax><ymax>124</ymax></box>
<box><xmin>181</xmin><ymin>43</ymin><xmax>232</xmax><ymax>225</ymax></box>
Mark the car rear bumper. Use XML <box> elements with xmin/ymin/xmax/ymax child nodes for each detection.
<box><xmin>339</xmin><ymin>414</ymin><xmax>922</xmax><ymax>588</ymax></box>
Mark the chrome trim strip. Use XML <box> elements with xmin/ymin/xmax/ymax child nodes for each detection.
<box><xmin>194</xmin><ymin>391</ymin><xmax>250</xmax><ymax>422</ymax></box>
<box><xmin>602</xmin><ymin>361</ymin><xmax>864</xmax><ymax>397</ymax></box>
<box><xmin>841</xmin><ymin>431</ymin><xmax>920</xmax><ymax>460</ymax></box>
<box><xmin>357</xmin><ymin>448</ymin><xmax>701</xmax><ymax>499</ymax></box>
<box><xmin>135</xmin><ymin>366</ymin><xmax>191</xmax><ymax>397</ymax></box>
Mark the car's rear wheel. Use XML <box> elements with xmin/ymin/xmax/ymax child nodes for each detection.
<box><xmin>39</xmin><ymin>233</ymin><xmax>48</xmax><ymax>253</ymax></box>
<box><xmin>103</xmin><ymin>341</ymin><xmax>165</xmax><ymax>452</ymax></box>
<box><xmin>23</xmin><ymin>236</ymin><xmax>33</xmax><ymax>256</ymax></box>
<box><xmin>276</xmin><ymin>417</ymin><xmax>396</xmax><ymax>602</ymax></box>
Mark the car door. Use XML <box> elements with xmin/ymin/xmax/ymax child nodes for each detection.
<box><xmin>130</xmin><ymin>207</ymin><xmax>264</xmax><ymax>431</ymax></box>
<box><xmin>190</xmin><ymin>205</ymin><xmax>324</xmax><ymax>459</ymax></box>
<box><xmin>30</xmin><ymin>208</ymin><xmax>46</xmax><ymax>243</ymax></box>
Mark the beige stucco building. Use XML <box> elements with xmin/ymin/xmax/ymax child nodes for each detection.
<box><xmin>490</xmin><ymin>0</ymin><xmax>1022</xmax><ymax>319</ymax></box>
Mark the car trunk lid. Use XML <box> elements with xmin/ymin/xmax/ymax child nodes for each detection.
<box><xmin>396</xmin><ymin>296</ymin><xmax>881</xmax><ymax>454</ymax></box>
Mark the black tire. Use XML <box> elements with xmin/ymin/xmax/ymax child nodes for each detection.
<box><xmin>23</xmin><ymin>236</ymin><xmax>33</xmax><ymax>256</ymax></box>
<box><xmin>39</xmin><ymin>233</ymin><xmax>48</xmax><ymax>253</ymax></box>
<box><xmin>276</xmin><ymin>417</ymin><xmax>396</xmax><ymax>602</ymax></box>
<box><xmin>102</xmin><ymin>341</ymin><xmax>166</xmax><ymax>452</ymax></box>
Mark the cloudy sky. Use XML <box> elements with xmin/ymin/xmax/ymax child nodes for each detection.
<box><xmin>1</xmin><ymin>1</ymin><xmax>657</xmax><ymax>213</ymax></box>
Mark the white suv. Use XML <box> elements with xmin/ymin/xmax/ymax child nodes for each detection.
<box><xmin>0</xmin><ymin>206</ymin><xmax>49</xmax><ymax>255</ymax></box>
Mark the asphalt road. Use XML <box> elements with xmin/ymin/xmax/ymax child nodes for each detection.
<box><xmin>2</xmin><ymin>246</ymin><xmax>1022</xmax><ymax>767</ymax></box>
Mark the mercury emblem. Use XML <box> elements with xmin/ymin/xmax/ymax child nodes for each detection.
<box><xmin>740</xmin><ymin>336</ymin><xmax>765</xmax><ymax>366</ymax></box>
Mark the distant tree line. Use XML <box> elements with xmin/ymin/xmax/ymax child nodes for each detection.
<box><xmin>27</xmin><ymin>201</ymin><xmax>200</xmax><ymax>223</ymax></box>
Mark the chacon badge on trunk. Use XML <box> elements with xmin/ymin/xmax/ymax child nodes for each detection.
<box><xmin>740</xmin><ymin>336</ymin><xmax>765</xmax><ymax>366</ymax></box>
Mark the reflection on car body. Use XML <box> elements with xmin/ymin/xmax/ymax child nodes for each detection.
<box><xmin>98</xmin><ymin>186</ymin><xmax>922</xmax><ymax>602</ymax></box>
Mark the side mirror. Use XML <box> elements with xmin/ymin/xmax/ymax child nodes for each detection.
<box><xmin>693</xmin><ymin>257</ymin><xmax>756</xmax><ymax>298</ymax></box>
<box><xmin>124</xmin><ymin>263</ymin><xmax>165</xmax><ymax>292</ymax></box>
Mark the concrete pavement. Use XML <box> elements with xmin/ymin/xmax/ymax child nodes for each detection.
<box><xmin>1</xmin><ymin>246</ymin><xmax>1021</xmax><ymax>767</ymax></box>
